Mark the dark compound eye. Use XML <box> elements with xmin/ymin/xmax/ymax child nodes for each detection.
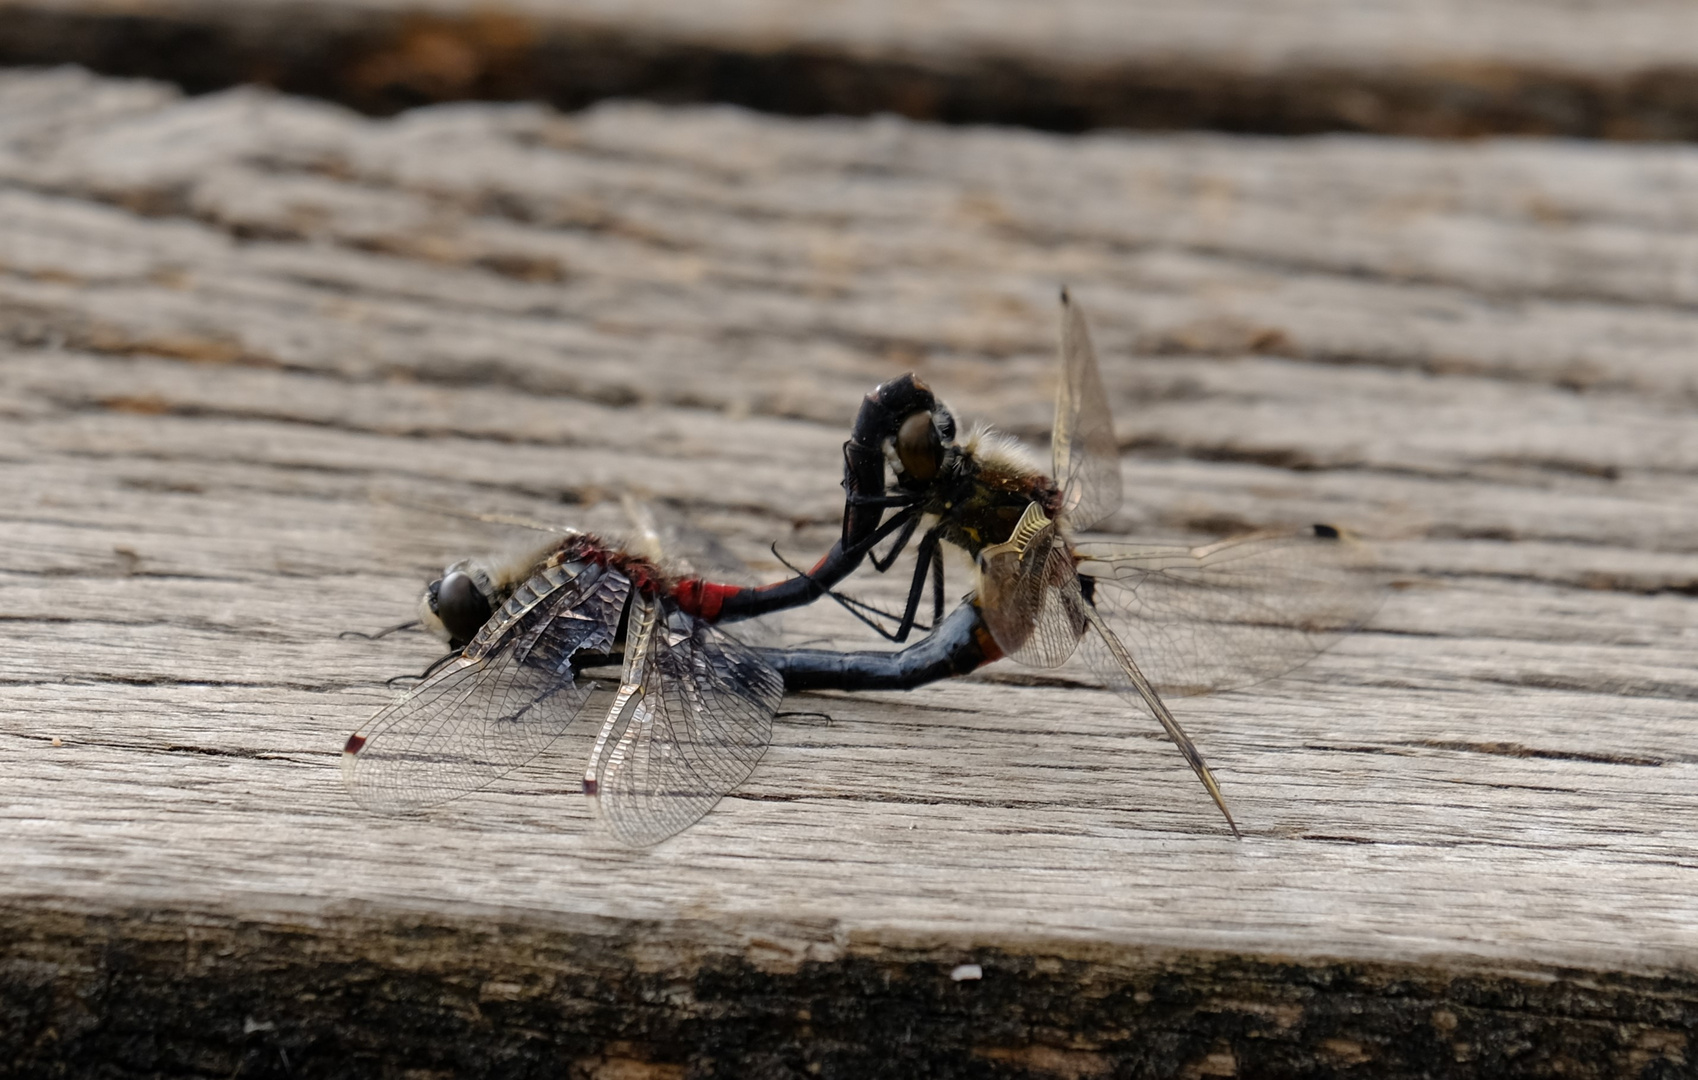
<box><xmin>431</xmin><ymin>570</ymin><xmax>492</xmax><ymax>647</ymax></box>
<box><xmin>896</xmin><ymin>410</ymin><xmax>945</xmax><ymax>481</ymax></box>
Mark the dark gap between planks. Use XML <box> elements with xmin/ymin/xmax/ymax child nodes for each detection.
<box><xmin>6</xmin><ymin>3</ymin><xmax>1698</xmax><ymax>138</ymax></box>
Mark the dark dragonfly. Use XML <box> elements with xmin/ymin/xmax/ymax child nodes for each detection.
<box><xmin>345</xmin><ymin>527</ymin><xmax>778</xmax><ymax>847</ymax></box>
<box><xmin>760</xmin><ymin>291</ymin><xmax>1384</xmax><ymax>834</ymax></box>
<box><xmin>343</xmin><ymin>511</ymin><xmax>1000</xmax><ymax>846</ymax></box>
<box><xmin>344</xmin><ymin>292</ymin><xmax>1378</xmax><ymax>842</ymax></box>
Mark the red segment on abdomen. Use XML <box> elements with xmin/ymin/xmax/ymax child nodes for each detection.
<box><xmin>672</xmin><ymin>579</ymin><xmax>738</xmax><ymax>621</ymax></box>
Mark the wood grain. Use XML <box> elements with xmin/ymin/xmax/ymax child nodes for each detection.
<box><xmin>2</xmin><ymin>67</ymin><xmax>1698</xmax><ymax>1076</ymax></box>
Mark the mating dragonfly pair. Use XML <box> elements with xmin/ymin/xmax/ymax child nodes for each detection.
<box><xmin>343</xmin><ymin>293</ymin><xmax>1380</xmax><ymax>845</ymax></box>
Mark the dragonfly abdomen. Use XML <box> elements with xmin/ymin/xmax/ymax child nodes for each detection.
<box><xmin>758</xmin><ymin>602</ymin><xmax>1000</xmax><ymax>692</ymax></box>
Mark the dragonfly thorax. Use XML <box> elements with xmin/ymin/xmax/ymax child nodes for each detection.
<box><xmin>419</xmin><ymin>533</ymin><xmax>676</xmax><ymax>651</ymax></box>
<box><xmin>922</xmin><ymin>441</ymin><xmax>1063</xmax><ymax>559</ymax></box>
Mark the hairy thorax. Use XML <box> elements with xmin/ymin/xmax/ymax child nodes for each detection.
<box><xmin>924</xmin><ymin>453</ymin><xmax>1062</xmax><ymax>558</ymax></box>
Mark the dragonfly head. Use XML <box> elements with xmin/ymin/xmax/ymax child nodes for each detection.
<box><xmin>892</xmin><ymin>401</ymin><xmax>957</xmax><ymax>486</ymax></box>
<box><xmin>416</xmin><ymin>534</ymin><xmax>574</xmax><ymax>649</ymax></box>
<box><xmin>419</xmin><ymin>559</ymin><xmax>497</xmax><ymax>650</ymax></box>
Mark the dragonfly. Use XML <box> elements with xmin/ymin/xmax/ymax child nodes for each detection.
<box><xmin>762</xmin><ymin>291</ymin><xmax>1383</xmax><ymax>834</ymax></box>
<box><xmin>345</xmin><ymin>524</ymin><xmax>778</xmax><ymax>847</ymax></box>
<box><xmin>342</xmin><ymin>502</ymin><xmax>1006</xmax><ymax>846</ymax></box>
<box><xmin>345</xmin><ymin>294</ymin><xmax>1378</xmax><ymax>843</ymax></box>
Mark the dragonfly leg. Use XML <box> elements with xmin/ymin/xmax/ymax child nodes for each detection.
<box><xmin>382</xmin><ymin>649</ymin><xmax>458</xmax><ymax>686</ymax></box>
<box><xmin>930</xmin><ymin>545</ymin><xmax>945</xmax><ymax>625</ymax></box>
<box><xmin>339</xmin><ymin>619</ymin><xmax>421</xmax><ymax>641</ymax></box>
<box><xmin>869</xmin><ymin>509</ymin><xmax>920</xmax><ymax>572</ymax></box>
<box><xmin>887</xmin><ymin>526</ymin><xmax>944</xmax><ymax>643</ymax></box>
<box><xmin>779</xmin><ymin>518</ymin><xmax>943</xmax><ymax>643</ymax></box>
<box><xmin>766</xmin><ymin>544</ymin><xmax>934</xmax><ymax>642</ymax></box>
<box><xmin>845</xmin><ymin>491</ymin><xmax>919</xmax><ymax>508</ymax></box>
<box><xmin>683</xmin><ymin>375</ymin><xmax>941</xmax><ymax>626</ymax></box>
<box><xmin>708</xmin><ymin>504</ymin><xmax>921</xmax><ymax>623</ymax></box>
<box><xmin>676</xmin><ymin>373</ymin><xmax>943</xmax><ymax>627</ymax></box>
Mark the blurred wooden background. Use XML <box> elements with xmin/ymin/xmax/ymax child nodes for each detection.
<box><xmin>11</xmin><ymin>0</ymin><xmax>1698</xmax><ymax>136</ymax></box>
<box><xmin>2</xmin><ymin>4</ymin><xmax>1698</xmax><ymax>1077</ymax></box>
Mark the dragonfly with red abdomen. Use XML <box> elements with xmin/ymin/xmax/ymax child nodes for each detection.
<box><xmin>343</xmin><ymin>520</ymin><xmax>1004</xmax><ymax>846</ymax></box>
<box><xmin>344</xmin><ymin>292</ymin><xmax>1381</xmax><ymax>843</ymax></box>
<box><xmin>344</xmin><ymin>528</ymin><xmax>783</xmax><ymax>847</ymax></box>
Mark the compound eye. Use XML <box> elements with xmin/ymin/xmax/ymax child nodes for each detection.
<box><xmin>896</xmin><ymin>410</ymin><xmax>943</xmax><ymax>481</ymax></box>
<box><xmin>432</xmin><ymin>570</ymin><xmax>492</xmax><ymax>646</ymax></box>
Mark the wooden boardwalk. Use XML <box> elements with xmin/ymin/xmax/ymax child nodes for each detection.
<box><xmin>2</xmin><ymin>65</ymin><xmax>1698</xmax><ymax>1076</ymax></box>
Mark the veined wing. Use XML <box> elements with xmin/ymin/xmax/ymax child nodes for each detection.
<box><xmin>586</xmin><ymin>595</ymin><xmax>783</xmax><ymax>846</ymax></box>
<box><xmin>979</xmin><ymin>515</ymin><xmax>1239</xmax><ymax>834</ymax></box>
<box><xmin>1076</xmin><ymin>605</ymin><xmax>1238</xmax><ymax>835</ymax></box>
<box><xmin>977</xmin><ymin>502</ymin><xmax>1089</xmax><ymax>668</ymax></box>
<box><xmin>621</xmin><ymin>495</ymin><xmax>746</xmax><ymax>582</ymax></box>
<box><xmin>1073</xmin><ymin>525</ymin><xmax>1383</xmax><ymax>697</ymax></box>
<box><xmin>1051</xmin><ymin>290</ymin><xmax>1122</xmax><ymax>532</ymax></box>
<box><xmin>342</xmin><ymin>561</ymin><xmax>631</xmax><ymax>813</ymax></box>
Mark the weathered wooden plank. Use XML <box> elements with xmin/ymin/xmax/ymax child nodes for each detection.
<box><xmin>10</xmin><ymin>0</ymin><xmax>1698</xmax><ymax>139</ymax></box>
<box><xmin>3</xmin><ymin>68</ymin><xmax>1698</xmax><ymax>1075</ymax></box>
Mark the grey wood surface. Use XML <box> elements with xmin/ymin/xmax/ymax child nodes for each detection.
<box><xmin>10</xmin><ymin>0</ymin><xmax>1698</xmax><ymax>137</ymax></box>
<box><xmin>2</xmin><ymin>66</ymin><xmax>1698</xmax><ymax>1076</ymax></box>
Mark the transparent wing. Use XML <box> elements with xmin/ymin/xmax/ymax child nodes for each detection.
<box><xmin>621</xmin><ymin>495</ymin><xmax>747</xmax><ymax>581</ymax></box>
<box><xmin>587</xmin><ymin>597</ymin><xmax>784</xmax><ymax>846</ymax></box>
<box><xmin>1051</xmin><ymin>290</ymin><xmax>1122</xmax><ymax>532</ymax></box>
<box><xmin>979</xmin><ymin>527</ymin><xmax>1240</xmax><ymax>834</ymax></box>
<box><xmin>342</xmin><ymin>562</ymin><xmax>631</xmax><ymax>813</ymax></box>
<box><xmin>1073</xmin><ymin>525</ymin><xmax>1384</xmax><ymax>697</ymax></box>
<box><xmin>976</xmin><ymin>503</ymin><xmax>1089</xmax><ymax>667</ymax></box>
<box><xmin>1076</xmin><ymin>606</ymin><xmax>1238</xmax><ymax>835</ymax></box>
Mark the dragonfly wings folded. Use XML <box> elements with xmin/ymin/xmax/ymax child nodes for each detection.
<box><xmin>977</xmin><ymin>502</ymin><xmax>1090</xmax><ymax>668</ymax></box>
<box><xmin>586</xmin><ymin>594</ymin><xmax>783</xmax><ymax>847</ymax></box>
<box><xmin>342</xmin><ymin>560</ymin><xmax>627</xmax><ymax>814</ymax></box>
<box><xmin>345</xmin><ymin>555</ymin><xmax>784</xmax><ymax>845</ymax></box>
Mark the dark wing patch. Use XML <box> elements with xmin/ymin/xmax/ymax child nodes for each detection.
<box><xmin>343</xmin><ymin>563</ymin><xmax>631</xmax><ymax>813</ymax></box>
